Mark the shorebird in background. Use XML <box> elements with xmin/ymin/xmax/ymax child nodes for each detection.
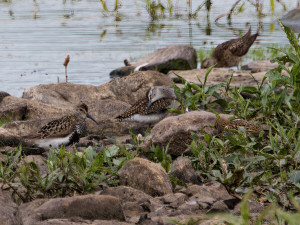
<box><xmin>215</xmin><ymin>117</ymin><xmax>266</xmax><ymax>137</ymax></box>
<box><xmin>116</xmin><ymin>86</ymin><xmax>177</xmax><ymax>124</ymax></box>
<box><xmin>201</xmin><ymin>27</ymin><xmax>258</xmax><ymax>69</ymax></box>
<box><xmin>24</xmin><ymin>103</ymin><xmax>98</xmax><ymax>148</ymax></box>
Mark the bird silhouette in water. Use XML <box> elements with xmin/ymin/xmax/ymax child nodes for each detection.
<box><xmin>201</xmin><ymin>27</ymin><xmax>258</xmax><ymax>69</ymax></box>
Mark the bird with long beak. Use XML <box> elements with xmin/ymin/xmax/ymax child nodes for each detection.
<box><xmin>23</xmin><ymin>103</ymin><xmax>99</xmax><ymax>148</ymax></box>
<box><xmin>116</xmin><ymin>86</ymin><xmax>177</xmax><ymax>124</ymax></box>
<box><xmin>201</xmin><ymin>27</ymin><xmax>258</xmax><ymax>69</ymax></box>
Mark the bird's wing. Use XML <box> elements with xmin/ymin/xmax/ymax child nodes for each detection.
<box><xmin>37</xmin><ymin>115</ymin><xmax>77</xmax><ymax>138</ymax></box>
<box><xmin>116</xmin><ymin>97</ymin><xmax>149</xmax><ymax>121</ymax></box>
<box><xmin>116</xmin><ymin>97</ymin><xmax>171</xmax><ymax>121</ymax></box>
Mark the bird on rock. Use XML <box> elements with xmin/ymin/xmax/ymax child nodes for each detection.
<box><xmin>116</xmin><ymin>86</ymin><xmax>177</xmax><ymax>124</ymax></box>
<box><xmin>23</xmin><ymin>103</ymin><xmax>99</xmax><ymax>148</ymax></box>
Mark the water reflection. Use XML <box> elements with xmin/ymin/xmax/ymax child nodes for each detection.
<box><xmin>0</xmin><ymin>0</ymin><xmax>298</xmax><ymax>97</ymax></box>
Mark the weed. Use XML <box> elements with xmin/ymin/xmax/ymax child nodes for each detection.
<box><xmin>0</xmin><ymin>145</ymin><xmax>134</xmax><ymax>203</ymax></box>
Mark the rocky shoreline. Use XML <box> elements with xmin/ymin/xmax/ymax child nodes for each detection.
<box><xmin>0</xmin><ymin>58</ymin><xmax>277</xmax><ymax>225</ymax></box>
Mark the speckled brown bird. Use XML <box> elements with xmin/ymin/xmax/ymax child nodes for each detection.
<box><xmin>24</xmin><ymin>103</ymin><xmax>98</xmax><ymax>148</ymax></box>
<box><xmin>215</xmin><ymin>117</ymin><xmax>264</xmax><ymax>137</ymax></box>
<box><xmin>116</xmin><ymin>86</ymin><xmax>176</xmax><ymax>124</ymax></box>
<box><xmin>201</xmin><ymin>27</ymin><xmax>258</xmax><ymax>68</ymax></box>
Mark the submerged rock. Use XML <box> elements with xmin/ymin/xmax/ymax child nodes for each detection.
<box><xmin>110</xmin><ymin>45</ymin><xmax>197</xmax><ymax>77</ymax></box>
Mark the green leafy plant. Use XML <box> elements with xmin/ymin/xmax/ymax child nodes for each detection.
<box><xmin>0</xmin><ymin>145</ymin><xmax>134</xmax><ymax>202</ymax></box>
<box><xmin>170</xmin><ymin>66</ymin><xmax>227</xmax><ymax>114</ymax></box>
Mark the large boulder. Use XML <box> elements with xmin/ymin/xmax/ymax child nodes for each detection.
<box><xmin>0</xmin><ymin>96</ymin><xmax>69</xmax><ymax>122</ymax></box>
<box><xmin>1</xmin><ymin>71</ymin><xmax>173</xmax><ymax>137</ymax></box>
<box><xmin>19</xmin><ymin>195</ymin><xmax>125</xmax><ymax>225</ymax></box>
<box><xmin>110</xmin><ymin>45</ymin><xmax>197</xmax><ymax>77</ymax></box>
<box><xmin>143</xmin><ymin>111</ymin><xmax>231</xmax><ymax>156</ymax></box>
<box><xmin>119</xmin><ymin>157</ymin><xmax>173</xmax><ymax>196</ymax></box>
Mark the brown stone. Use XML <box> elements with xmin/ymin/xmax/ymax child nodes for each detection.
<box><xmin>19</xmin><ymin>195</ymin><xmax>125</xmax><ymax>225</ymax></box>
<box><xmin>143</xmin><ymin>111</ymin><xmax>231</xmax><ymax>156</ymax></box>
<box><xmin>15</xmin><ymin>70</ymin><xmax>172</xmax><ymax>136</ymax></box>
<box><xmin>241</xmin><ymin>60</ymin><xmax>278</xmax><ymax>73</ymax></box>
<box><xmin>158</xmin><ymin>193</ymin><xmax>187</xmax><ymax>208</ymax></box>
<box><xmin>207</xmin><ymin>200</ymin><xmax>230</xmax><ymax>213</ymax></box>
<box><xmin>185</xmin><ymin>182</ymin><xmax>232</xmax><ymax>201</ymax></box>
<box><xmin>100</xmin><ymin>185</ymin><xmax>153</xmax><ymax>203</ymax></box>
<box><xmin>169</xmin><ymin>157</ymin><xmax>202</xmax><ymax>184</ymax></box>
<box><xmin>110</xmin><ymin>45</ymin><xmax>197</xmax><ymax>76</ymax></box>
<box><xmin>119</xmin><ymin>157</ymin><xmax>173</xmax><ymax>196</ymax></box>
<box><xmin>0</xmin><ymin>190</ymin><xmax>21</xmax><ymax>225</ymax></box>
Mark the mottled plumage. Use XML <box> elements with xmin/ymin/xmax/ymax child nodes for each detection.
<box><xmin>201</xmin><ymin>27</ymin><xmax>258</xmax><ymax>68</ymax></box>
<box><xmin>25</xmin><ymin>103</ymin><xmax>98</xmax><ymax>148</ymax></box>
<box><xmin>116</xmin><ymin>86</ymin><xmax>176</xmax><ymax>124</ymax></box>
<box><xmin>116</xmin><ymin>97</ymin><xmax>171</xmax><ymax>122</ymax></box>
<box><xmin>215</xmin><ymin>117</ymin><xmax>264</xmax><ymax>137</ymax></box>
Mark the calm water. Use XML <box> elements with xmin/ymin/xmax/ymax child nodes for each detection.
<box><xmin>0</xmin><ymin>0</ymin><xmax>298</xmax><ymax>97</ymax></box>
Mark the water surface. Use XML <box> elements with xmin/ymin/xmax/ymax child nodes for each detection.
<box><xmin>0</xmin><ymin>0</ymin><xmax>298</xmax><ymax>96</ymax></box>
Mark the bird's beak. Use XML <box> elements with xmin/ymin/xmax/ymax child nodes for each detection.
<box><xmin>147</xmin><ymin>101</ymin><xmax>152</xmax><ymax>113</ymax></box>
<box><xmin>86</xmin><ymin>113</ymin><xmax>99</xmax><ymax>125</ymax></box>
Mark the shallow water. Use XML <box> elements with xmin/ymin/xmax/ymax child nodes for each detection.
<box><xmin>0</xmin><ymin>0</ymin><xmax>298</xmax><ymax>97</ymax></box>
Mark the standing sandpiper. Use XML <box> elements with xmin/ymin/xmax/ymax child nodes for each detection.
<box><xmin>215</xmin><ymin>117</ymin><xmax>266</xmax><ymax>137</ymax></box>
<box><xmin>201</xmin><ymin>27</ymin><xmax>258</xmax><ymax>69</ymax></box>
<box><xmin>116</xmin><ymin>86</ymin><xmax>177</xmax><ymax>124</ymax></box>
<box><xmin>24</xmin><ymin>103</ymin><xmax>98</xmax><ymax>148</ymax></box>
